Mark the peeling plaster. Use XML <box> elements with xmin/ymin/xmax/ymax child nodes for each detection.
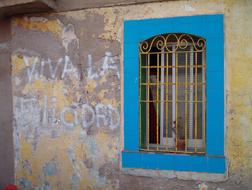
<box><xmin>62</xmin><ymin>24</ymin><xmax>79</xmax><ymax>52</ymax></box>
<box><xmin>13</xmin><ymin>17</ymin><xmax>79</xmax><ymax>52</ymax></box>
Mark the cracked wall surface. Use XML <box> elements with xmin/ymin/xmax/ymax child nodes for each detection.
<box><xmin>10</xmin><ymin>0</ymin><xmax>252</xmax><ymax>189</ymax></box>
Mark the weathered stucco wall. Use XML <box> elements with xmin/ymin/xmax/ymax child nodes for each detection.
<box><xmin>11</xmin><ymin>0</ymin><xmax>252</xmax><ymax>189</ymax></box>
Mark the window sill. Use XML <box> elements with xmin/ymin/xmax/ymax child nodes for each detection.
<box><xmin>122</xmin><ymin>150</ymin><xmax>226</xmax><ymax>174</ymax></box>
<box><xmin>121</xmin><ymin>168</ymin><xmax>227</xmax><ymax>182</ymax></box>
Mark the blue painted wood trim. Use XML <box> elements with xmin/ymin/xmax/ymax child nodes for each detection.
<box><xmin>122</xmin><ymin>151</ymin><xmax>226</xmax><ymax>174</ymax></box>
<box><xmin>123</xmin><ymin>14</ymin><xmax>225</xmax><ymax>173</ymax></box>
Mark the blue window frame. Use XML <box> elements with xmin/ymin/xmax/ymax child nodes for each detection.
<box><xmin>122</xmin><ymin>14</ymin><xmax>225</xmax><ymax>173</ymax></box>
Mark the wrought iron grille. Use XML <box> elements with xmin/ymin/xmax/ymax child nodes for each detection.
<box><xmin>139</xmin><ymin>33</ymin><xmax>206</xmax><ymax>154</ymax></box>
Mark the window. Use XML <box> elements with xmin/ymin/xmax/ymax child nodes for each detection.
<box><xmin>123</xmin><ymin>15</ymin><xmax>225</xmax><ymax>173</ymax></box>
<box><xmin>139</xmin><ymin>33</ymin><xmax>206</xmax><ymax>154</ymax></box>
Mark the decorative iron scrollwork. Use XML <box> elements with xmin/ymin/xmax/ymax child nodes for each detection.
<box><xmin>140</xmin><ymin>33</ymin><xmax>206</xmax><ymax>53</ymax></box>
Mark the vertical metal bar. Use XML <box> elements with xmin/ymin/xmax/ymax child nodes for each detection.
<box><xmin>202</xmin><ymin>50</ymin><xmax>206</xmax><ymax>151</ymax></box>
<box><xmin>139</xmin><ymin>52</ymin><xmax>142</xmax><ymax>149</ymax></box>
<box><xmin>166</xmin><ymin>52</ymin><xmax>169</xmax><ymax>150</ymax></box>
<box><xmin>156</xmin><ymin>53</ymin><xmax>160</xmax><ymax>150</ymax></box>
<box><xmin>189</xmin><ymin>46</ymin><xmax>194</xmax><ymax>148</ymax></box>
<box><xmin>160</xmin><ymin>49</ymin><xmax>165</xmax><ymax>146</ymax></box>
<box><xmin>185</xmin><ymin>52</ymin><xmax>188</xmax><ymax>152</ymax></box>
<box><xmin>175</xmin><ymin>52</ymin><xmax>178</xmax><ymax>151</ymax></box>
<box><xmin>194</xmin><ymin>52</ymin><xmax>198</xmax><ymax>152</ymax></box>
<box><xmin>147</xmin><ymin>54</ymin><xmax>150</xmax><ymax>150</ymax></box>
<box><xmin>172</xmin><ymin>46</ymin><xmax>176</xmax><ymax>148</ymax></box>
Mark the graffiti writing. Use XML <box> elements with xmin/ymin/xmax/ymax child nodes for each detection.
<box><xmin>14</xmin><ymin>96</ymin><xmax>120</xmax><ymax>130</ymax></box>
<box><xmin>21</xmin><ymin>51</ymin><xmax>120</xmax><ymax>83</ymax></box>
<box><xmin>23</xmin><ymin>55</ymin><xmax>79</xmax><ymax>83</ymax></box>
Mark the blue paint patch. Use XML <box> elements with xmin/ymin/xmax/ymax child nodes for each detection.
<box><xmin>123</xmin><ymin>14</ymin><xmax>225</xmax><ymax>173</ymax></box>
<box><xmin>34</xmin><ymin>181</ymin><xmax>52</xmax><ymax>190</ymax></box>
<box><xmin>67</xmin><ymin>148</ymin><xmax>77</xmax><ymax>164</ymax></box>
<box><xmin>71</xmin><ymin>174</ymin><xmax>80</xmax><ymax>190</ymax></box>
<box><xmin>43</xmin><ymin>160</ymin><xmax>58</xmax><ymax>176</ymax></box>
<box><xmin>18</xmin><ymin>178</ymin><xmax>32</xmax><ymax>190</ymax></box>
